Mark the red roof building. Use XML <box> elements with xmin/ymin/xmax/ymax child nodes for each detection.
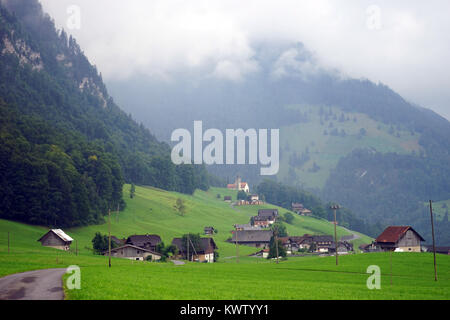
<box><xmin>374</xmin><ymin>226</ymin><xmax>425</xmax><ymax>252</ymax></box>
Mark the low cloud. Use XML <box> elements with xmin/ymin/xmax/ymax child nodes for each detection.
<box><xmin>39</xmin><ymin>0</ymin><xmax>450</xmax><ymax>119</ymax></box>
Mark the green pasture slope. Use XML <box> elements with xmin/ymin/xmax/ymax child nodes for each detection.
<box><xmin>0</xmin><ymin>185</ymin><xmax>448</xmax><ymax>299</ymax></box>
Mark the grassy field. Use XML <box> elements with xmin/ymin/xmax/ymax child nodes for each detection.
<box><xmin>1</xmin><ymin>185</ymin><xmax>448</xmax><ymax>300</ymax></box>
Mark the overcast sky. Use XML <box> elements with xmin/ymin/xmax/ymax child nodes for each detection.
<box><xmin>40</xmin><ymin>0</ymin><xmax>450</xmax><ymax>120</ymax></box>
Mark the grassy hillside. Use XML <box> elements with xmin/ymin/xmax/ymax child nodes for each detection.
<box><xmin>0</xmin><ymin>184</ymin><xmax>372</xmax><ymax>275</ymax></box>
<box><xmin>279</xmin><ymin>105</ymin><xmax>421</xmax><ymax>189</ymax></box>
<box><xmin>0</xmin><ymin>185</ymin><xmax>448</xmax><ymax>300</ymax></box>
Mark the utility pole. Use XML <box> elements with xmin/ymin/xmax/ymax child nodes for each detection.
<box><xmin>116</xmin><ymin>203</ymin><xmax>120</xmax><ymax>223</ymax></box>
<box><xmin>76</xmin><ymin>239</ymin><xmax>78</xmax><ymax>256</ymax></box>
<box><xmin>8</xmin><ymin>232</ymin><xmax>10</xmax><ymax>254</ymax></box>
<box><xmin>429</xmin><ymin>200</ymin><xmax>438</xmax><ymax>281</ymax></box>
<box><xmin>234</xmin><ymin>225</ymin><xmax>239</xmax><ymax>264</ymax></box>
<box><xmin>330</xmin><ymin>204</ymin><xmax>340</xmax><ymax>266</ymax></box>
<box><xmin>108</xmin><ymin>208</ymin><xmax>111</xmax><ymax>268</ymax></box>
<box><xmin>275</xmin><ymin>226</ymin><xmax>279</xmax><ymax>264</ymax></box>
<box><xmin>187</xmin><ymin>234</ymin><xmax>190</xmax><ymax>262</ymax></box>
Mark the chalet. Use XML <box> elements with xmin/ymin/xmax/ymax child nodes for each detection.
<box><xmin>249</xmin><ymin>194</ymin><xmax>259</xmax><ymax>202</ymax></box>
<box><xmin>204</xmin><ymin>227</ymin><xmax>215</xmax><ymax>235</ymax></box>
<box><xmin>172</xmin><ymin>237</ymin><xmax>217</xmax><ymax>263</ymax></box>
<box><xmin>227</xmin><ymin>176</ymin><xmax>250</xmax><ymax>193</ymax></box>
<box><xmin>38</xmin><ymin>229</ymin><xmax>73</xmax><ymax>251</ymax></box>
<box><xmin>258</xmin><ymin>209</ymin><xmax>278</xmax><ymax>224</ymax></box>
<box><xmin>279</xmin><ymin>235</ymin><xmax>313</xmax><ymax>254</ymax></box>
<box><xmin>126</xmin><ymin>234</ymin><xmax>162</xmax><ymax>252</ymax></box>
<box><xmin>291</xmin><ymin>203</ymin><xmax>312</xmax><ymax>216</ymax></box>
<box><xmin>374</xmin><ymin>226</ymin><xmax>425</xmax><ymax>252</ymax></box>
<box><xmin>251</xmin><ymin>216</ymin><xmax>271</xmax><ymax>228</ymax></box>
<box><xmin>230</xmin><ymin>230</ymin><xmax>273</xmax><ymax>249</ymax></box>
<box><xmin>106</xmin><ymin>244</ymin><xmax>161</xmax><ymax>261</ymax></box>
<box><xmin>224</xmin><ymin>196</ymin><xmax>232</xmax><ymax>202</ymax></box>
<box><xmin>311</xmin><ymin>235</ymin><xmax>334</xmax><ymax>253</ymax></box>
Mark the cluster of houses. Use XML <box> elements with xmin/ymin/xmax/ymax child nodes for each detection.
<box><xmin>37</xmin><ymin>229</ymin><xmax>218</xmax><ymax>263</ymax></box>
<box><xmin>227</xmin><ymin>208</ymin><xmax>353</xmax><ymax>256</ymax></box>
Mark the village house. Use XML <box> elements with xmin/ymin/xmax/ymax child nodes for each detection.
<box><xmin>291</xmin><ymin>203</ymin><xmax>312</xmax><ymax>216</ymax></box>
<box><xmin>106</xmin><ymin>244</ymin><xmax>162</xmax><ymax>261</ymax></box>
<box><xmin>227</xmin><ymin>176</ymin><xmax>250</xmax><ymax>193</ymax></box>
<box><xmin>230</xmin><ymin>230</ymin><xmax>273</xmax><ymax>249</ymax></box>
<box><xmin>278</xmin><ymin>236</ymin><xmax>311</xmax><ymax>254</ymax></box>
<box><xmin>311</xmin><ymin>235</ymin><xmax>334</xmax><ymax>253</ymax></box>
<box><xmin>224</xmin><ymin>196</ymin><xmax>232</xmax><ymax>202</ymax></box>
<box><xmin>171</xmin><ymin>237</ymin><xmax>218</xmax><ymax>263</ymax></box>
<box><xmin>204</xmin><ymin>227</ymin><xmax>215</xmax><ymax>235</ymax></box>
<box><xmin>251</xmin><ymin>216</ymin><xmax>272</xmax><ymax>228</ymax></box>
<box><xmin>257</xmin><ymin>209</ymin><xmax>278</xmax><ymax>224</ymax></box>
<box><xmin>37</xmin><ymin>229</ymin><xmax>73</xmax><ymax>251</ymax></box>
<box><xmin>374</xmin><ymin>226</ymin><xmax>425</xmax><ymax>252</ymax></box>
<box><xmin>126</xmin><ymin>234</ymin><xmax>162</xmax><ymax>252</ymax></box>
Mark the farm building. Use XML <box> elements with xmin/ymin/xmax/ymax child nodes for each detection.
<box><xmin>251</xmin><ymin>216</ymin><xmax>272</xmax><ymax>228</ymax></box>
<box><xmin>231</xmin><ymin>230</ymin><xmax>273</xmax><ymax>249</ymax></box>
<box><xmin>374</xmin><ymin>226</ymin><xmax>425</xmax><ymax>252</ymax></box>
<box><xmin>106</xmin><ymin>244</ymin><xmax>161</xmax><ymax>261</ymax></box>
<box><xmin>37</xmin><ymin>229</ymin><xmax>73</xmax><ymax>251</ymax></box>
<box><xmin>172</xmin><ymin>237</ymin><xmax>217</xmax><ymax>263</ymax></box>
<box><xmin>126</xmin><ymin>234</ymin><xmax>162</xmax><ymax>252</ymax></box>
<box><xmin>258</xmin><ymin>209</ymin><xmax>278</xmax><ymax>220</ymax></box>
<box><xmin>224</xmin><ymin>196</ymin><xmax>232</xmax><ymax>202</ymax></box>
<box><xmin>204</xmin><ymin>227</ymin><xmax>215</xmax><ymax>235</ymax></box>
<box><xmin>291</xmin><ymin>203</ymin><xmax>312</xmax><ymax>216</ymax></box>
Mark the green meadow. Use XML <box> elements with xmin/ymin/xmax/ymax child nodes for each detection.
<box><xmin>0</xmin><ymin>185</ymin><xmax>448</xmax><ymax>300</ymax></box>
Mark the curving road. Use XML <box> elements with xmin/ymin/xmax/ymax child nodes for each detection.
<box><xmin>0</xmin><ymin>268</ymin><xmax>66</xmax><ymax>300</ymax></box>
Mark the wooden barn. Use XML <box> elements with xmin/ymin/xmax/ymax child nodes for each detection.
<box><xmin>374</xmin><ymin>226</ymin><xmax>425</xmax><ymax>252</ymax></box>
<box><xmin>37</xmin><ymin>229</ymin><xmax>73</xmax><ymax>251</ymax></box>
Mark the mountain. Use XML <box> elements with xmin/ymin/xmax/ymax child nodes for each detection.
<box><xmin>107</xmin><ymin>44</ymin><xmax>450</xmax><ymax>244</ymax></box>
<box><xmin>0</xmin><ymin>0</ymin><xmax>211</xmax><ymax>227</ymax></box>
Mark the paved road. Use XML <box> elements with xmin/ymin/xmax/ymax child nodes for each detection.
<box><xmin>0</xmin><ymin>269</ymin><xmax>66</xmax><ymax>300</ymax></box>
<box><xmin>171</xmin><ymin>260</ymin><xmax>185</xmax><ymax>265</ymax></box>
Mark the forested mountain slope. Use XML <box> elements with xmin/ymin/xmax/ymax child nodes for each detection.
<box><xmin>0</xmin><ymin>0</ymin><xmax>210</xmax><ymax>227</ymax></box>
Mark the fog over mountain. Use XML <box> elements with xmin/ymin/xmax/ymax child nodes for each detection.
<box><xmin>41</xmin><ymin>0</ymin><xmax>450</xmax><ymax>120</ymax></box>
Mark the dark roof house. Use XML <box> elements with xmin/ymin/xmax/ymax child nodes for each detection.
<box><xmin>126</xmin><ymin>234</ymin><xmax>162</xmax><ymax>251</ymax></box>
<box><xmin>231</xmin><ymin>230</ymin><xmax>273</xmax><ymax>248</ymax></box>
